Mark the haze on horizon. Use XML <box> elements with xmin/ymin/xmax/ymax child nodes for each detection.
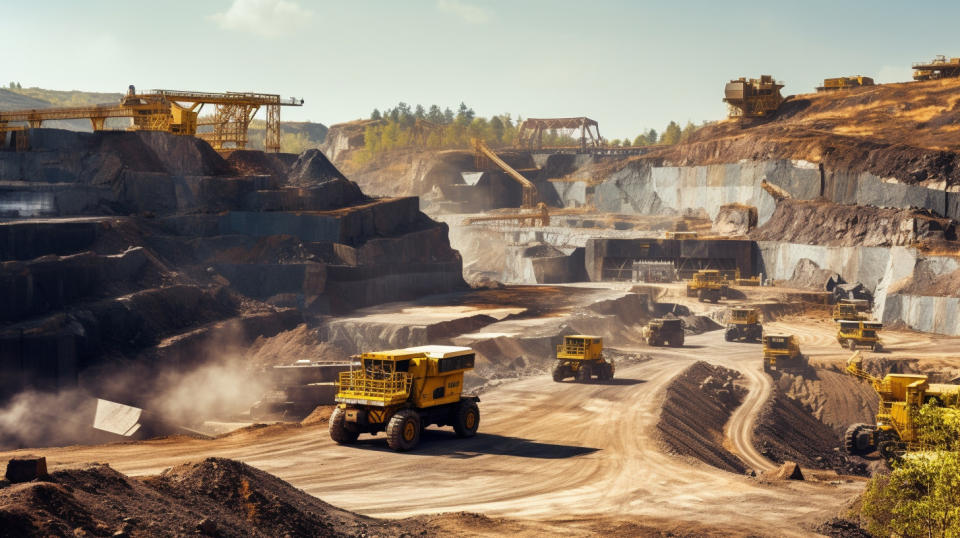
<box><xmin>1</xmin><ymin>0</ymin><xmax>957</xmax><ymax>139</ymax></box>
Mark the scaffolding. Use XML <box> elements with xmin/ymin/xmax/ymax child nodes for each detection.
<box><xmin>515</xmin><ymin>117</ymin><xmax>601</xmax><ymax>151</ymax></box>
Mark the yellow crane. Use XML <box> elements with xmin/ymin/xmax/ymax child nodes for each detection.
<box><xmin>472</xmin><ymin>138</ymin><xmax>538</xmax><ymax>208</ymax></box>
<box><xmin>0</xmin><ymin>85</ymin><xmax>303</xmax><ymax>153</ymax></box>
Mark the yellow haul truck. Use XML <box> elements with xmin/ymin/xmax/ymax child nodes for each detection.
<box><xmin>724</xmin><ymin>308</ymin><xmax>762</xmax><ymax>342</ymax></box>
<box><xmin>837</xmin><ymin>320</ymin><xmax>883</xmax><ymax>351</ymax></box>
<box><xmin>762</xmin><ymin>334</ymin><xmax>804</xmax><ymax>372</ymax></box>
<box><xmin>832</xmin><ymin>299</ymin><xmax>871</xmax><ymax>321</ymax></box>
<box><xmin>553</xmin><ymin>335</ymin><xmax>615</xmax><ymax>383</ymax></box>
<box><xmin>843</xmin><ymin>351</ymin><xmax>960</xmax><ymax>461</ymax></box>
<box><xmin>330</xmin><ymin>345</ymin><xmax>480</xmax><ymax>451</ymax></box>
<box><xmin>686</xmin><ymin>269</ymin><xmax>728</xmax><ymax>303</ymax></box>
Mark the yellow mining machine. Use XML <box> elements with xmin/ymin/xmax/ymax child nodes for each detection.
<box><xmin>724</xmin><ymin>308</ymin><xmax>762</xmax><ymax>342</ymax></box>
<box><xmin>762</xmin><ymin>334</ymin><xmax>804</xmax><ymax>372</ymax></box>
<box><xmin>685</xmin><ymin>269</ymin><xmax>729</xmax><ymax>303</ymax></box>
<box><xmin>723</xmin><ymin>75</ymin><xmax>784</xmax><ymax>118</ymax></box>
<box><xmin>832</xmin><ymin>299</ymin><xmax>871</xmax><ymax>321</ymax></box>
<box><xmin>642</xmin><ymin>318</ymin><xmax>685</xmax><ymax>347</ymax></box>
<box><xmin>843</xmin><ymin>351</ymin><xmax>960</xmax><ymax>461</ymax></box>
<box><xmin>553</xmin><ymin>335</ymin><xmax>614</xmax><ymax>382</ymax></box>
<box><xmin>330</xmin><ymin>345</ymin><xmax>479</xmax><ymax>451</ymax></box>
<box><xmin>912</xmin><ymin>55</ymin><xmax>960</xmax><ymax>81</ymax></box>
<box><xmin>837</xmin><ymin>320</ymin><xmax>883</xmax><ymax>352</ymax></box>
<box><xmin>472</xmin><ymin>138</ymin><xmax>538</xmax><ymax>208</ymax></box>
<box><xmin>0</xmin><ymin>85</ymin><xmax>303</xmax><ymax>153</ymax></box>
<box><xmin>816</xmin><ymin>76</ymin><xmax>875</xmax><ymax>92</ymax></box>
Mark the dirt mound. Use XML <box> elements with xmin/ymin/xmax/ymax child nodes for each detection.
<box><xmin>0</xmin><ymin>458</ymin><xmax>432</xmax><ymax>537</ymax></box>
<box><xmin>888</xmin><ymin>264</ymin><xmax>960</xmax><ymax>298</ymax></box>
<box><xmin>680</xmin><ymin>315</ymin><xmax>722</xmax><ymax>334</ymax></box>
<box><xmin>646</xmin><ymin>78</ymin><xmax>960</xmax><ymax>186</ymax></box>
<box><xmin>752</xmin><ymin>376</ymin><xmax>867</xmax><ymax>474</ymax></box>
<box><xmin>752</xmin><ymin>198</ymin><xmax>956</xmax><ymax>246</ymax></box>
<box><xmin>656</xmin><ymin>361</ymin><xmax>747</xmax><ymax>473</ymax></box>
<box><xmin>775</xmin><ymin>369</ymin><xmax>877</xmax><ymax>435</ymax></box>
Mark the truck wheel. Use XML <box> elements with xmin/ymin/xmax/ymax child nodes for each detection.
<box><xmin>848</xmin><ymin>339</ymin><xmax>857</xmax><ymax>351</ymax></box>
<box><xmin>453</xmin><ymin>400</ymin><xmax>480</xmax><ymax>437</ymax></box>
<box><xmin>725</xmin><ymin>329</ymin><xmax>735</xmax><ymax>342</ymax></box>
<box><xmin>386</xmin><ymin>410</ymin><xmax>421</xmax><ymax>451</ymax></box>
<box><xmin>576</xmin><ymin>363</ymin><xmax>593</xmax><ymax>383</ymax></box>
<box><xmin>843</xmin><ymin>423</ymin><xmax>875</xmax><ymax>456</ymax></box>
<box><xmin>329</xmin><ymin>407</ymin><xmax>359</xmax><ymax>444</ymax></box>
<box><xmin>552</xmin><ymin>364</ymin><xmax>567</xmax><ymax>382</ymax></box>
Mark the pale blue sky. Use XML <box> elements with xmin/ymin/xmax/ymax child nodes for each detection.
<box><xmin>1</xmin><ymin>0</ymin><xmax>957</xmax><ymax>139</ymax></box>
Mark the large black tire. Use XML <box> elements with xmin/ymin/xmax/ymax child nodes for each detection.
<box><xmin>453</xmin><ymin>400</ymin><xmax>480</xmax><ymax>437</ymax></box>
<box><xmin>576</xmin><ymin>362</ymin><xmax>593</xmax><ymax>383</ymax></box>
<box><xmin>843</xmin><ymin>423</ymin><xmax>874</xmax><ymax>456</ymax></box>
<box><xmin>329</xmin><ymin>407</ymin><xmax>359</xmax><ymax>444</ymax></box>
<box><xmin>724</xmin><ymin>328</ymin><xmax>735</xmax><ymax>342</ymax></box>
<box><xmin>386</xmin><ymin>409</ymin><xmax>421</xmax><ymax>451</ymax></box>
<box><xmin>597</xmin><ymin>362</ymin><xmax>614</xmax><ymax>381</ymax></box>
<box><xmin>552</xmin><ymin>363</ymin><xmax>567</xmax><ymax>382</ymax></box>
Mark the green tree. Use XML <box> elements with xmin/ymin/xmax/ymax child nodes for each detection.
<box><xmin>490</xmin><ymin>116</ymin><xmax>505</xmax><ymax>144</ymax></box>
<box><xmin>680</xmin><ymin>121</ymin><xmax>698</xmax><ymax>143</ymax></box>
<box><xmin>660</xmin><ymin>121</ymin><xmax>681</xmax><ymax>145</ymax></box>
<box><xmin>860</xmin><ymin>404</ymin><xmax>960</xmax><ymax>537</ymax></box>
<box><xmin>427</xmin><ymin>105</ymin><xmax>444</xmax><ymax>124</ymax></box>
<box><xmin>414</xmin><ymin>104</ymin><xmax>425</xmax><ymax>120</ymax></box>
<box><xmin>370</xmin><ymin>109</ymin><xmax>382</xmax><ymax>120</ymax></box>
<box><xmin>8</xmin><ymin>82</ymin><xmax>14</xmax><ymax>89</ymax></box>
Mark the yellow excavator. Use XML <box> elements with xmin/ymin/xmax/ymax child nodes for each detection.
<box><xmin>843</xmin><ymin>351</ymin><xmax>960</xmax><ymax>461</ymax></box>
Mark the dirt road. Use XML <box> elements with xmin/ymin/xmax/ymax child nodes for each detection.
<box><xmin>2</xmin><ymin>329</ymin><xmax>863</xmax><ymax>536</ymax></box>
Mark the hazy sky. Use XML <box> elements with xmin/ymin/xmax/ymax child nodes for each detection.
<box><xmin>2</xmin><ymin>0</ymin><xmax>958</xmax><ymax>139</ymax></box>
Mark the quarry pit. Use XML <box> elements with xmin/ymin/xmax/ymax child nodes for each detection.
<box><xmin>3</xmin><ymin>78</ymin><xmax>960</xmax><ymax>536</ymax></box>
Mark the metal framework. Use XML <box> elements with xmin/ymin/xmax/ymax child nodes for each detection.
<box><xmin>912</xmin><ymin>55</ymin><xmax>960</xmax><ymax>81</ymax></box>
<box><xmin>515</xmin><ymin>117</ymin><xmax>601</xmax><ymax>151</ymax></box>
<box><xmin>0</xmin><ymin>87</ymin><xmax>303</xmax><ymax>153</ymax></box>
<box><xmin>473</xmin><ymin>138</ymin><xmax>538</xmax><ymax>207</ymax></box>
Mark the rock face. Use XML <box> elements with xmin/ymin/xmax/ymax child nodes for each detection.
<box><xmin>0</xmin><ymin>129</ymin><xmax>464</xmax><ymax>409</ymax></box>
<box><xmin>712</xmin><ymin>203</ymin><xmax>757</xmax><ymax>236</ymax></box>
<box><xmin>752</xmin><ymin>199</ymin><xmax>955</xmax><ymax>247</ymax></box>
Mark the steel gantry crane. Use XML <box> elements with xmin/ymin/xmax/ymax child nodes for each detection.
<box><xmin>0</xmin><ymin>85</ymin><xmax>303</xmax><ymax>153</ymax></box>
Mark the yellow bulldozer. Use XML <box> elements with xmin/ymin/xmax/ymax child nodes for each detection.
<box><xmin>330</xmin><ymin>345</ymin><xmax>480</xmax><ymax>451</ymax></box>
<box><xmin>837</xmin><ymin>320</ymin><xmax>883</xmax><ymax>351</ymax></box>
<box><xmin>685</xmin><ymin>269</ymin><xmax>729</xmax><ymax>303</ymax></box>
<box><xmin>723</xmin><ymin>75</ymin><xmax>784</xmax><ymax>118</ymax></box>
<box><xmin>762</xmin><ymin>334</ymin><xmax>805</xmax><ymax>372</ymax></box>
<box><xmin>843</xmin><ymin>351</ymin><xmax>960</xmax><ymax>462</ymax></box>
<box><xmin>553</xmin><ymin>335</ymin><xmax>615</xmax><ymax>383</ymax></box>
<box><xmin>724</xmin><ymin>308</ymin><xmax>763</xmax><ymax>342</ymax></box>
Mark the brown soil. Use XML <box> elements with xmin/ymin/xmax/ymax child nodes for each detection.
<box><xmin>656</xmin><ymin>361</ymin><xmax>748</xmax><ymax>473</ymax></box>
<box><xmin>0</xmin><ymin>458</ymin><xmax>435</xmax><ymax>537</ymax></box>
<box><xmin>646</xmin><ymin>78</ymin><xmax>960</xmax><ymax>185</ymax></box>
<box><xmin>752</xmin><ymin>379</ymin><xmax>862</xmax><ymax>473</ymax></box>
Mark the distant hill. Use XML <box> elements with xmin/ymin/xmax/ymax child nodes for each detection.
<box><xmin>0</xmin><ymin>87</ymin><xmax>327</xmax><ymax>151</ymax></box>
<box><xmin>0</xmin><ymin>87</ymin><xmax>126</xmax><ymax>131</ymax></box>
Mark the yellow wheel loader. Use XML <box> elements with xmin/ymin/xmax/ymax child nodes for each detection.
<box><xmin>843</xmin><ymin>351</ymin><xmax>960</xmax><ymax>462</ymax></box>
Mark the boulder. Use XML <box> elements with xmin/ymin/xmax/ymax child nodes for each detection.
<box><xmin>5</xmin><ymin>456</ymin><xmax>49</xmax><ymax>483</ymax></box>
<box><xmin>712</xmin><ymin>203</ymin><xmax>758</xmax><ymax>236</ymax></box>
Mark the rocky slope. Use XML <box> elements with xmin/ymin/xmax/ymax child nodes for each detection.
<box><xmin>0</xmin><ymin>129</ymin><xmax>465</xmax><ymax>439</ymax></box>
